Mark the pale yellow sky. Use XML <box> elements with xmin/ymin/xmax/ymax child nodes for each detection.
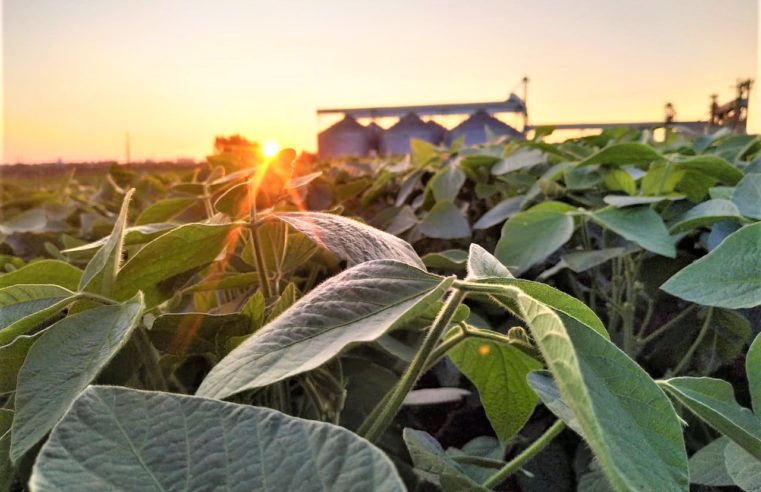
<box><xmin>2</xmin><ymin>0</ymin><xmax>758</xmax><ymax>164</ymax></box>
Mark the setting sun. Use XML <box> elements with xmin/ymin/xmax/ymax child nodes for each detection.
<box><xmin>262</xmin><ymin>141</ymin><xmax>280</xmax><ymax>158</ymax></box>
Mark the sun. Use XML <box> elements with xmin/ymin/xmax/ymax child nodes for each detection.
<box><xmin>262</xmin><ymin>140</ymin><xmax>280</xmax><ymax>158</ymax></box>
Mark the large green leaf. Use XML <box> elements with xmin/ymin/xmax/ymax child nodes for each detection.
<box><xmin>10</xmin><ymin>293</ymin><xmax>144</xmax><ymax>461</ymax></box>
<box><xmin>732</xmin><ymin>173</ymin><xmax>761</xmax><ymax>219</ymax></box>
<box><xmin>491</xmin><ymin>148</ymin><xmax>545</xmax><ymax>175</ymax></box>
<box><xmin>668</xmin><ymin>199</ymin><xmax>746</xmax><ymax>233</ymax></box>
<box><xmin>472</xmin><ymin>196</ymin><xmax>523</xmax><ymax>230</ymax></box>
<box><xmin>748</xmin><ymin>334</ymin><xmax>761</xmax><ymax>415</ymax></box>
<box><xmin>0</xmin><ymin>332</ymin><xmax>41</xmax><ymax>394</ymax></box>
<box><xmin>0</xmin><ymin>260</ymin><xmax>81</xmax><ymax>291</ymax></box>
<box><xmin>688</xmin><ymin>437</ymin><xmax>734</xmax><ymax>486</ymax></box>
<box><xmin>591</xmin><ymin>206</ymin><xmax>675</xmax><ymax>257</ymax></box>
<box><xmin>450</xmin><ymin>336</ymin><xmax>541</xmax><ymax>441</ymax></box>
<box><xmin>135</xmin><ymin>197</ymin><xmax>197</xmax><ymax>225</ymax></box>
<box><xmin>110</xmin><ymin>223</ymin><xmax>239</xmax><ymax>308</ymax></box>
<box><xmin>578</xmin><ymin>143</ymin><xmax>661</xmax><ymax>167</ymax></box>
<box><xmin>420</xmin><ymin>201</ymin><xmax>471</xmax><ymax>239</ymax></box>
<box><xmin>0</xmin><ymin>284</ymin><xmax>76</xmax><ymax>346</ymax></box>
<box><xmin>429</xmin><ymin>163</ymin><xmax>466</xmax><ymax>202</ymax></box>
<box><xmin>79</xmin><ymin>188</ymin><xmax>133</xmax><ymax>294</ymax></box>
<box><xmin>509</xmin><ymin>287</ymin><xmax>688</xmax><ymax>491</ymax></box>
<box><xmin>603</xmin><ymin>168</ymin><xmax>637</xmax><ymax>195</ymax></box>
<box><xmin>661</xmin><ymin>222</ymin><xmax>761</xmax><ymax>308</ymax></box>
<box><xmin>495</xmin><ymin>210</ymin><xmax>574</xmax><ymax>276</ymax></box>
<box><xmin>659</xmin><ymin>377</ymin><xmax>761</xmax><ymax>461</ymax></box>
<box><xmin>30</xmin><ymin>386</ymin><xmax>404</xmax><ymax>492</ymax></box>
<box><xmin>276</xmin><ymin>211</ymin><xmax>424</xmax><ymax>268</ymax></box>
<box><xmin>673</xmin><ymin>155</ymin><xmax>743</xmax><ymax>185</ymax></box>
<box><xmin>197</xmin><ymin>260</ymin><xmax>452</xmax><ymax>399</ymax></box>
<box><xmin>403</xmin><ymin>428</ymin><xmax>489</xmax><ymax>490</ymax></box>
<box><xmin>725</xmin><ymin>441</ymin><xmax>761</xmax><ymax>491</ymax></box>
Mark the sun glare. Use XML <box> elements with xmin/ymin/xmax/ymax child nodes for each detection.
<box><xmin>262</xmin><ymin>141</ymin><xmax>280</xmax><ymax>158</ymax></box>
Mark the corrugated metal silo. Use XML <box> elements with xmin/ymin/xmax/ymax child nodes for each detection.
<box><xmin>318</xmin><ymin>116</ymin><xmax>374</xmax><ymax>157</ymax></box>
<box><xmin>380</xmin><ymin>113</ymin><xmax>440</xmax><ymax>156</ymax></box>
<box><xmin>449</xmin><ymin>110</ymin><xmax>523</xmax><ymax>146</ymax></box>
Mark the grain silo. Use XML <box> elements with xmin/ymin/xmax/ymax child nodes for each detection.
<box><xmin>425</xmin><ymin>120</ymin><xmax>448</xmax><ymax>145</ymax></box>
<box><xmin>449</xmin><ymin>110</ymin><xmax>523</xmax><ymax>146</ymax></box>
<box><xmin>317</xmin><ymin>116</ymin><xmax>374</xmax><ymax>157</ymax></box>
<box><xmin>380</xmin><ymin>113</ymin><xmax>441</xmax><ymax>155</ymax></box>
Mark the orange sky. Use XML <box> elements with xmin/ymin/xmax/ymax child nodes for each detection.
<box><xmin>2</xmin><ymin>0</ymin><xmax>758</xmax><ymax>164</ymax></box>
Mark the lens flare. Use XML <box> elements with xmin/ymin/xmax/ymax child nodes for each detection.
<box><xmin>262</xmin><ymin>141</ymin><xmax>280</xmax><ymax>158</ymax></box>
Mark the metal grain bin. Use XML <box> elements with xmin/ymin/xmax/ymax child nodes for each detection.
<box><xmin>318</xmin><ymin>116</ymin><xmax>374</xmax><ymax>157</ymax></box>
<box><xmin>449</xmin><ymin>110</ymin><xmax>523</xmax><ymax>146</ymax></box>
<box><xmin>380</xmin><ymin>113</ymin><xmax>441</xmax><ymax>156</ymax></box>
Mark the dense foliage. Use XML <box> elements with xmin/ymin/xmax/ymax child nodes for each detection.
<box><xmin>1</xmin><ymin>127</ymin><xmax>761</xmax><ymax>491</ymax></box>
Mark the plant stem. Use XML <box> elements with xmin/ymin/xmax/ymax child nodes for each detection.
<box><xmin>248</xmin><ymin>227</ymin><xmax>273</xmax><ymax>300</ymax></box>
<box><xmin>482</xmin><ymin>420</ymin><xmax>565</xmax><ymax>489</ymax></box>
<box><xmin>360</xmin><ymin>289</ymin><xmax>467</xmax><ymax>442</ymax></box>
<box><xmin>75</xmin><ymin>291</ymin><xmax>118</xmax><ymax>305</ymax></box>
<box><xmin>671</xmin><ymin>307</ymin><xmax>714</xmax><ymax>376</ymax></box>
<box><xmin>135</xmin><ymin>326</ymin><xmax>167</xmax><ymax>391</ymax></box>
<box><xmin>638</xmin><ymin>304</ymin><xmax>698</xmax><ymax>345</ymax></box>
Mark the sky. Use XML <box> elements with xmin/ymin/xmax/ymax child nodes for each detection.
<box><xmin>2</xmin><ymin>0</ymin><xmax>759</xmax><ymax>164</ymax></box>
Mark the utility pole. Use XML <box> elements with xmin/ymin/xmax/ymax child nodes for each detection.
<box><xmin>125</xmin><ymin>132</ymin><xmax>131</xmax><ymax>164</ymax></box>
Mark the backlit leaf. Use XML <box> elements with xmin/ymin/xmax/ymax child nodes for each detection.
<box><xmin>591</xmin><ymin>206</ymin><xmax>675</xmax><ymax>257</ymax></box>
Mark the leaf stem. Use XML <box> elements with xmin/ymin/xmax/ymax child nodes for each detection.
<box><xmin>482</xmin><ymin>419</ymin><xmax>565</xmax><ymax>489</ymax></box>
<box><xmin>670</xmin><ymin>307</ymin><xmax>714</xmax><ymax>376</ymax></box>
<box><xmin>359</xmin><ymin>289</ymin><xmax>467</xmax><ymax>442</ymax></box>
<box><xmin>248</xmin><ymin>227</ymin><xmax>273</xmax><ymax>301</ymax></box>
<box><xmin>638</xmin><ymin>304</ymin><xmax>698</xmax><ymax>345</ymax></box>
<box><xmin>134</xmin><ymin>326</ymin><xmax>168</xmax><ymax>391</ymax></box>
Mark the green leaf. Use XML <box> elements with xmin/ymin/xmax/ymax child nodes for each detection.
<box><xmin>673</xmin><ymin>155</ymin><xmax>743</xmax><ymax>185</ymax></box>
<box><xmin>430</xmin><ymin>163</ymin><xmax>466</xmax><ymax>202</ymax></box>
<box><xmin>732</xmin><ymin>173</ymin><xmax>761</xmax><ymax>219</ymax></box>
<box><xmin>659</xmin><ymin>377</ymin><xmax>761</xmax><ymax>461</ymax></box>
<box><xmin>10</xmin><ymin>293</ymin><xmax>144</xmax><ymax>461</ymax></box>
<box><xmin>450</xmin><ymin>336</ymin><xmax>541</xmax><ymax>441</ymax></box>
<box><xmin>276</xmin><ymin>211</ymin><xmax>424</xmax><ymax>268</ymax></box>
<box><xmin>688</xmin><ymin>437</ymin><xmax>734</xmax><ymax>486</ymax></box>
<box><xmin>149</xmin><ymin>313</ymin><xmax>248</xmax><ymax>356</ymax></box>
<box><xmin>527</xmin><ymin>371</ymin><xmax>585</xmax><ymax>437</ymax></box>
<box><xmin>197</xmin><ymin>260</ymin><xmax>452</xmax><ymax>399</ymax></box>
<box><xmin>603</xmin><ymin>194</ymin><xmax>685</xmax><ymax>207</ymax></box>
<box><xmin>466</xmin><ymin>243</ymin><xmax>513</xmax><ymax>279</ymax></box>
<box><xmin>0</xmin><ymin>332</ymin><xmax>41</xmax><ymax>394</ymax></box>
<box><xmin>135</xmin><ymin>197</ymin><xmax>196</xmax><ymax>225</ymax></box>
<box><xmin>495</xmin><ymin>210</ymin><xmax>574</xmax><ymax>276</ymax></box>
<box><xmin>420</xmin><ymin>201</ymin><xmax>471</xmax><ymax>239</ymax></box>
<box><xmin>562</xmin><ymin>248</ymin><xmax>628</xmax><ymax>273</ymax></box>
<box><xmin>422</xmin><ymin>249</ymin><xmax>468</xmax><ymax>269</ymax></box>
<box><xmin>747</xmin><ymin>334</ymin><xmax>761</xmax><ymax>415</ymax></box>
<box><xmin>564</xmin><ymin>166</ymin><xmax>602</xmax><ymax>190</ymax></box>
<box><xmin>0</xmin><ymin>260</ymin><xmax>81</xmax><ymax>291</ymax></box>
<box><xmin>578</xmin><ymin>143</ymin><xmax>661</xmax><ymax>167</ymax></box>
<box><xmin>604</xmin><ymin>168</ymin><xmax>637</xmax><ymax>195</ymax></box>
<box><xmin>0</xmin><ymin>409</ymin><xmax>13</xmax><ymax>492</ymax></box>
<box><xmin>79</xmin><ymin>188</ymin><xmax>134</xmax><ymax>294</ymax></box>
<box><xmin>403</xmin><ymin>428</ymin><xmax>468</xmax><ymax>485</ymax></box>
<box><xmin>661</xmin><ymin>222</ymin><xmax>761</xmax><ymax>308</ymax></box>
<box><xmin>61</xmin><ymin>223</ymin><xmax>177</xmax><ymax>254</ymax></box>
<box><xmin>509</xmin><ymin>287</ymin><xmax>688</xmax><ymax>491</ymax></box>
<box><xmin>411</xmin><ymin>138</ymin><xmax>437</xmax><ymax>166</ymax></box>
<box><xmin>641</xmin><ymin>162</ymin><xmax>686</xmax><ymax>196</ymax></box>
<box><xmin>473</xmin><ymin>196</ymin><xmax>523</xmax><ymax>230</ymax></box>
<box><xmin>668</xmin><ymin>199</ymin><xmax>746</xmax><ymax>233</ymax></box>
<box><xmin>591</xmin><ymin>206</ymin><xmax>676</xmax><ymax>257</ymax></box>
<box><xmin>110</xmin><ymin>223</ymin><xmax>239</xmax><ymax>308</ymax></box>
<box><xmin>492</xmin><ymin>149</ymin><xmax>545</xmax><ymax>175</ymax></box>
<box><xmin>0</xmin><ymin>208</ymin><xmax>47</xmax><ymax>234</ymax></box>
<box><xmin>0</xmin><ymin>284</ymin><xmax>76</xmax><ymax>346</ymax></box>
<box><xmin>31</xmin><ymin>386</ymin><xmax>405</xmax><ymax>491</ymax></box>
<box><xmin>725</xmin><ymin>441</ymin><xmax>761</xmax><ymax>491</ymax></box>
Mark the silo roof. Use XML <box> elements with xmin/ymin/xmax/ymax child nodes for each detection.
<box><xmin>387</xmin><ymin>113</ymin><xmax>430</xmax><ymax>133</ymax></box>
<box><xmin>451</xmin><ymin>110</ymin><xmax>521</xmax><ymax>135</ymax></box>
<box><xmin>320</xmin><ymin>115</ymin><xmax>369</xmax><ymax>136</ymax></box>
